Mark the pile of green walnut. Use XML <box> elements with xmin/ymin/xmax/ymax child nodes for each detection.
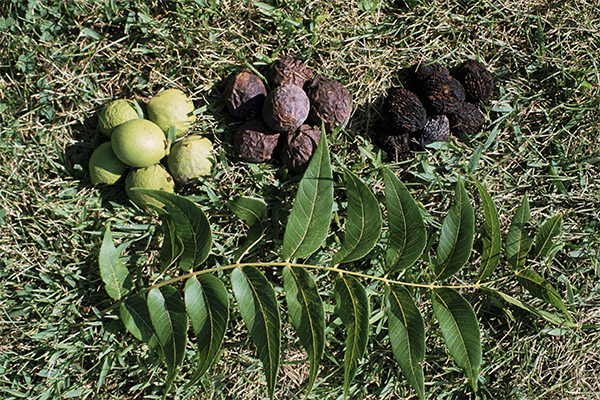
<box><xmin>89</xmin><ymin>89</ymin><xmax>213</xmax><ymax>209</ymax></box>
<box><xmin>224</xmin><ymin>56</ymin><xmax>352</xmax><ymax>172</ymax></box>
<box><xmin>375</xmin><ymin>59</ymin><xmax>494</xmax><ymax>160</ymax></box>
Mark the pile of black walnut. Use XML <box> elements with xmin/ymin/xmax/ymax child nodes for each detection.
<box><xmin>224</xmin><ymin>56</ymin><xmax>352</xmax><ymax>173</ymax></box>
<box><xmin>375</xmin><ymin>59</ymin><xmax>493</xmax><ymax>161</ymax></box>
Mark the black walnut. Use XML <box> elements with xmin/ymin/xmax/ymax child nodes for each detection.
<box><xmin>262</xmin><ymin>84</ymin><xmax>310</xmax><ymax>132</ymax></box>
<box><xmin>374</xmin><ymin>122</ymin><xmax>413</xmax><ymax>161</ymax></box>
<box><xmin>419</xmin><ymin>73</ymin><xmax>466</xmax><ymax>114</ymax></box>
<box><xmin>454</xmin><ymin>60</ymin><xmax>494</xmax><ymax>104</ymax></box>
<box><xmin>280</xmin><ymin>124</ymin><xmax>321</xmax><ymax>173</ymax></box>
<box><xmin>268</xmin><ymin>56</ymin><xmax>314</xmax><ymax>89</ymax></box>
<box><xmin>224</xmin><ymin>69</ymin><xmax>267</xmax><ymax>119</ymax></box>
<box><xmin>383</xmin><ymin>87</ymin><xmax>427</xmax><ymax>134</ymax></box>
<box><xmin>449</xmin><ymin>102</ymin><xmax>484</xmax><ymax>136</ymax></box>
<box><xmin>234</xmin><ymin>119</ymin><xmax>281</xmax><ymax>163</ymax></box>
<box><xmin>305</xmin><ymin>75</ymin><xmax>352</xmax><ymax>132</ymax></box>
<box><xmin>416</xmin><ymin>115</ymin><xmax>450</xmax><ymax>148</ymax></box>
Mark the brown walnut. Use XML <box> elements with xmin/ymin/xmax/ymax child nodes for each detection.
<box><xmin>224</xmin><ymin>69</ymin><xmax>267</xmax><ymax>119</ymax></box>
<box><xmin>234</xmin><ymin>119</ymin><xmax>281</xmax><ymax>163</ymax></box>
<box><xmin>262</xmin><ymin>84</ymin><xmax>310</xmax><ymax>132</ymax></box>
<box><xmin>268</xmin><ymin>56</ymin><xmax>314</xmax><ymax>89</ymax></box>
<box><xmin>280</xmin><ymin>124</ymin><xmax>321</xmax><ymax>173</ymax></box>
<box><xmin>305</xmin><ymin>75</ymin><xmax>352</xmax><ymax>132</ymax></box>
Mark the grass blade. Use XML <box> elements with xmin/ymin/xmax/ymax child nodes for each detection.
<box><xmin>99</xmin><ymin>224</ymin><xmax>131</xmax><ymax>300</ymax></box>
<box><xmin>184</xmin><ymin>275</ymin><xmax>229</xmax><ymax>388</ymax></box>
<box><xmin>231</xmin><ymin>266</ymin><xmax>281</xmax><ymax>399</ymax></box>
<box><xmin>431</xmin><ymin>288</ymin><xmax>481</xmax><ymax>392</ymax></box>
<box><xmin>335</xmin><ymin>274</ymin><xmax>369</xmax><ymax>399</ymax></box>
<box><xmin>532</xmin><ymin>213</ymin><xmax>563</xmax><ymax>261</ymax></box>
<box><xmin>433</xmin><ymin>178</ymin><xmax>474</xmax><ymax>281</ymax></box>
<box><xmin>282</xmin><ymin>132</ymin><xmax>333</xmax><ymax>260</ymax></box>
<box><xmin>147</xmin><ymin>286</ymin><xmax>188</xmax><ymax>392</ymax></box>
<box><xmin>506</xmin><ymin>195</ymin><xmax>532</xmax><ymax>270</ymax></box>
<box><xmin>385</xmin><ymin>284</ymin><xmax>425</xmax><ymax>400</ymax></box>
<box><xmin>474</xmin><ymin>180</ymin><xmax>501</xmax><ymax>281</ymax></box>
<box><xmin>135</xmin><ymin>189</ymin><xmax>212</xmax><ymax>271</ymax></box>
<box><xmin>382</xmin><ymin>168</ymin><xmax>426</xmax><ymax>272</ymax></box>
<box><xmin>282</xmin><ymin>266</ymin><xmax>325</xmax><ymax>394</ymax></box>
<box><xmin>332</xmin><ymin>168</ymin><xmax>382</xmax><ymax>264</ymax></box>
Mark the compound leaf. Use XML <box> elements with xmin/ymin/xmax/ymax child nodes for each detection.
<box><xmin>335</xmin><ymin>274</ymin><xmax>369</xmax><ymax>399</ymax></box>
<box><xmin>231</xmin><ymin>266</ymin><xmax>281</xmax><ymax>399</ymax></box>
<box><xmin>282</xmin><ymin>133</ymin><xmax>333</xmax><ymax>260</ymax></box>
<box><xmin>184</xmin><ymin>275</ymin><xmax>229</xmax><ymax>388</ymax></box>
<box><xmin>386</xmin><ymin>284</ymin><xmax>425</xmax><ymax>400</ymax></box>
<box><xmin>332</xmin><ymin>169</ymin><xmax>382</xmax><ymax>264</ymax></box>
<box><xmin>431</xmin><ymin>288</ymin><xmax>481</xmax><ymax>392</ymax></box>
<box><xmin>532</xmin><ymin>213</ymin><xmax>563</xmax><ymax>261</ymax></box>
<box><xmin>282</xmin><ymin>266</ymin><xmax>325</xmax><ymax>393</ymax></box>
<box><xmin>147</xmin><ymin>286</ymin><xmax>188</xmax><ymax>391</ymax></box>
<box><xmin>433</xmin><ymin>179</ymin><xmax>474</xmax><ymax>281</ymax></box>
<box><xmin>474</xmin><ymin>180</ymin><xmax>501</xmax><ymax>281</ymax></box>
<box><xmin>506</xmin><ymin>195</ymin><xmax>532</xmax><ymax>270</ymax></box>
<box><xmin>382</xmin><ymin>168</ymin><xmax>426</xmax><ymax>272</ymax></box>
<box><xmin>99</xmin><ymin>224</ymin><xmax>131</xmax><ymax>300</ymax></box>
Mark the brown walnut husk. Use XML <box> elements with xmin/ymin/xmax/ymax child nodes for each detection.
<box><xmin>262</xmin><ymin>84</ymin><xmax>310</xmax><ymax>132</ymax></box>
<box><xmin>384</xmin><ymin>87</ymin><xmax>427</xmax><ymax>134</ymax></box>
<box><xmin>305</xmin><ymin>75</ymin><xmax>352</xmax><ymax>132</ymax></box>
<box><xmin>234</xmin><ymin>119</ymin><xmax>281</xmax><ymax>162</ymax></box>
<box><xmin>419</xmin><ymin>72</ymin><xmax>466</xmax><ymax>114</ymax></box>
<box><xmin>454</xmin><ymin>60</ymin><xmax>494</xmax><ymax>104</ymax></box>
<box><xmin>449</xmin><ymin>102</ymin><xmax>484</xmax><ymax>136</ymax></box>
<box><xmin>416</xmin><ymin>115</ymin><xmax>450</xmax><ymax>148</ymax></box>
<box><xmin>224</xmin><ymin>69</ymin><xmax>267</xmax><ymax>119</ymax></box>
<box><xmin>280</xmin><ymin>124</ymin><xmax>321</xmax><ymax>173</ymax></box>
<box><xmin>268</xmin><ymin>56</ymin><xmax>314</xmax><ymax>89</ymax></box>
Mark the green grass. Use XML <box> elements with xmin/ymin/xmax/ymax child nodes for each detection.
<box><xmin>1</xmin><ymin>0</ymin><xmax>599</xmax><ymax>399</ymax></box>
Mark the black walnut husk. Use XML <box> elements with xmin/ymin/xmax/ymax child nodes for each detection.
<box><xmin>449</xmin><ymin>102</ymin><xmax>484</xmax><ymax>136</ymax></box>
<box><xmin>268</xmin><ymin>56</ymin><xmax>314</xmax><ymax>89</ymax></box>
<box><xmin>234</xmin><ymin>119</ymin><xmax>281</xmax><ymax>163</ymax></box>
<box><xmin>412</xmin><ymin>61</ymin><xmax>451</xmax><ymax>81</ymax></box>
<box><xmin>374</xmin><ymin>122</ymin><xmax>413</xmax><ymax>161</ymax></box>
<box><xmin>262</xmin><ymin>84</ymin><xmax>310</xmax><ymax>132</ymax></box>
<box><xmin>280</xmin><ymin>124</ymin><xmax>321</xmax><ymax>173</ymax></box>
<box><xmin>383</xmin><ymin>87</ymin><xmax>427</xmax><ymax>134</ymax></box>
<box><xmin>415</xmin><ymin>115</ymin><xmax>450</xmax><ymax>148</ymax></box>
<box><xmin>454</xmin><ymin>60</ymin><xmax>494</xmax><ymax>104</ymax></box>
<box><xmin>305</xmin><ymin>75</ymin><xmax>352</xmax><ymax>132</ymax></box>
<box><xmin>224</xmin><ymin>69</ymin><xmax>267</xmax><ymax>119</ymax></box>
<box><xmin>419</xmin><ymin>73</ymin><xmax>466</xmax><ymax>115</ymax></box>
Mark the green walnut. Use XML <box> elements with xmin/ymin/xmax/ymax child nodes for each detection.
<box><xmin>89</xmin><ymin>142</ymin><xmax>127</xmax><ymax>185</ymax></box>
<box><xmin>167</xmin><ymin>135</ymin><xmax>213</xmax><ymax>183</ymax></box>
<box><xmin>125</xmin><ymin>164</ymin><xmax>175</xmax><ymax>209</ymax></box>
<box><xmin>147</xmin><ymin>88</ymin><xmax>196</xmax><ymax>137</ymax></box>
<box><xmin>111</xmin><ymin>119</ymin><xmax>168</xmax><ymax>168</ymax></box>
<box><xmin>98</xmin><ymin>99</ymin><xmax>140</xmax><ymax>137</ymax></box>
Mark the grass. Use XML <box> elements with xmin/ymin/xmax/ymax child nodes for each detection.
<box><xmin>1</xmin><ymin>0</ymin><xmax>599</xmax><ymax>399</ymax></box>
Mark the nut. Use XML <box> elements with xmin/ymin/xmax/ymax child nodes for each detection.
<box><xmin>262</xmin><ymin>84</ymin><xmax>310</xmax><ymax>132</ymax></box>
<box><xmin>125</xmin><ymin>164</ymin><xmax>175</xmax><ymax>209</ymax></box>
<box><xmin>449</xmin><ymin>102</ymin><xmax>484</xmax><ymax>136</ymax></box>
<box><xmin>268</xmin><ymin>56</ymin><xmax>314</xmax><ymax>89</ymax></box>
<box><xmin>383</xmin><ymin>87</ymin><xmax>427</xmax><ymax>134</ymax></box>
<box><xmin>111</xmin><ymin>119</ymin><xmax>168</xmax><ymax>168</ymax></box>
<box><xmin>234</xmin><ymin>119</ymin><xmax>281</xmax><ymax>163</ymax></box>
<box><xmin>374</xmin><ymin>122</ymin><xmax>413</xmax><ymax>161</ymax></box>
<box><xmin>167</xmin><ymin>135</ymin><xmax>213</xmax><ymax>183</ymax></box>
<box><xmin>454</xmin><ymin>60</ymin><xmax>494</xmax><ymax>104</ymax></box>
<box><xmin>305</xmin><ymin>75</ymin><xmax>352</xmax><ymax>132</ymax></box>
<box><xmin>280</xmin><ymin>124</ymin><xmax>321</xmax><ymax>173</ymax></box>
<box><xmin>224</xmin><ymin>69</ymin><xmax>267</xmax><ymax>119</ymax></box>
<box><xmin>420</xmin><ymin>72</ymin><xmax>466</xmax><ymax>114</ymax></box>
<box><xmin>416</xmin><ymin>115</ymin><xmax>450</xmax><ymax>148</ymax></box>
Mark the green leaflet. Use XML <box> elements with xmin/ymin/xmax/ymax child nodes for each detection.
<box><xmin>134</xmin><ymin>189</ymin><xmax>212</xmax><ymax>271</ymax></box>
<box><xmin>160</xmin><ymin>216</ymin><xmax>184</xmax><ymax>273</ymax></box>
<box><xmin>282</xmin><ymin>133</ymin><xmax>333</xmax><ymax>260</ymax></box>
<box><xmin>506</xmin><ymin>195</ymin><xmax>532</xmax><ymax>270</ymax></box>
<box><xmin>332</xmin><ymin>169</ymin><xmax>382</xmax><ymax>264</ymax></box>
<box><xmin>433</xmin><ymin>179</ymin><xmax>474</xmax><ymax>281</ymax></box>
<box><xmin>184</xmin><ymin>275</ymin><xmax>229</xmax><ymax>388</ymax></box>
<box><xmin>226</xmin><ymin>196</ymin><xmax>267</xmax><ymax>261</ymax></box>
<box><xmin>335</xmin><ymin>274</ymin><xmax>369</xmax><ymax>399</ymax></box>
<box><xmin>99</xmin><ymin>225</ymin><xmax>131</xmax><ymax>300</ymax></box>
<box><xmin>532</xmin><ymin>213</ymin><xmax>563</xmax><ymax>261</ymax></box>
<box><xmin>231</xmin><ymin>266</ymin><xmax>281</xmax><ymax>399</ymax></box>
<box><xmin>492</xmin><ymin>289</ymin><xmax>576</xmax><ymax>327</ymax></box>
<box><xmin>147</xmin><ymin>286</ymin><xmax>188</xmax><ymax>391</ymax></box>
<box><xmin>382</xmin><ymin>168</ymin><xmax>426</xmax><ymax>272</ymax></box>
<box><xmin>119</xmin><ymin>294</ymin><xmax>160</xmax><ymax>358</ymax></box>
<box><xmin>474</xmin><ymin>180</ymin><xmax>501</xmax><ymax>281</ymax></box>
<box><xmin>516</xmin><ymin>269</ymin><xmax>570</xmax><ymax>316</ymax></box>
<box><xmin>431</xmin><ymin>288</ymin><xmax>481</xmax><ymax>392</ymax></box>
<box><xmin>385</xmin><ymin>284</ymin><xmax>425</xmax><ymax>400</ymax></box>
<box><xmin>282</xmin><ymin>266</ymin><xmax>325</xmax><ymax>394</ymax></box>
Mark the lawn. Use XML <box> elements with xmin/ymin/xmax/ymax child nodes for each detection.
<box><xmin>1</xmin><ymin>0</ymin><xmax>599</xmax><ymax>399</ymax></box>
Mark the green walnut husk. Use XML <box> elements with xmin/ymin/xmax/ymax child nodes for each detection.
<box><xmin>89</xmin><ymin>142</ymin><xmax>127</xmax><ymax>185</ymax></box>
<box><xmin>125</xmin><ymin>164</ymin><xmax>175</xmax><ymax>209</ymax></box>
<box><xmin>167</xmin><ymin>135</ymin><xmax>213</xmax><ymax>184</ymax></box>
